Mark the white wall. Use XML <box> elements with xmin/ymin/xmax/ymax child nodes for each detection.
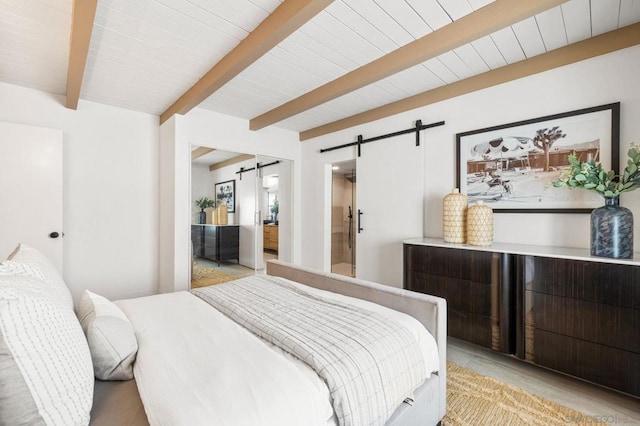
<box><xmin>272</xmin><ymin>158</ymin><xmax>294</xmax><ymax>264</ymax></box>
<box><xmin>191</xmin><ymin>163</ymin><xmax>214</xmax><ymax>223</ymax></box>
<box><xmin>300</xmin><ymin>45</ymin><xmax>640</xmax><ymax>271</ymax></box>
<box><xmin>0</xmin><ymin>82</ymin><xmax>159</xmax><ymax>302</ymax></box>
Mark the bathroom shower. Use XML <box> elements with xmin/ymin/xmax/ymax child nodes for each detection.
<box><xmin>331</xmin><ymin>161</ymin><xmax>356</xmax><ymax>278</ymax></box>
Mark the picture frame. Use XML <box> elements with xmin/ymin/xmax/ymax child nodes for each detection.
<box><xmin>456</xmin><ymin>102</ymin><xmax>620</xmax><ymax>213</ymax></box>
<box><xmin>215</xmin><ymin>180</ymin><xmax>235</xmax><ymax>213</ymax></box>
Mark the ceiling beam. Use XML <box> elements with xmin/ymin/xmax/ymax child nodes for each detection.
<box><xmin>209</xmin><ymin>154</ymin><xmax>255</xmax><ymax>172</ymax></box>
<box><xmin>65</xmin><ymin>0</ymin><xmax>99</xmax><ymax>109</ymax></box>
<box><xmin>299</xmin><ymin>22</ymin><xmax>640</xmax><ymax>141</ymax></box>
<box><xmin>192</xmin><ymin>147</ymin><xmax>215</xmax><ymax>160</ymax></box>
<box><xmin>250</xmin><ymin>0</ymin><xmax>568</xmax><ymax>131</ymax></box>
<box><xmin>160</xmin><ymin>0</ymin><xmax>333</xmax><ymax>125</ymax></box>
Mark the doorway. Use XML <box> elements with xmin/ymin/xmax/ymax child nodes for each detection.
<box><xmin>255</xmin><ymin>155</ymin><xmax>293</xmax><ymax>271</ymax></box>
<box><xmin>331</xmin><ymin>160</ymin><xmax>356</xmax><ymax>277</ymax></box>
<box><xmin>190</xmin><ymin>147</ymin><xmax>256</xmax><ymax>289</ymax></box>
<box><xmin>0</xmin><ymin>122</ymin><xmax>63</xmax><ymax>269</ymax></box>
<box><xmin>189</xmin><ymin>148</ymin><xmax>294</xmax><ymax>288</ymax></box>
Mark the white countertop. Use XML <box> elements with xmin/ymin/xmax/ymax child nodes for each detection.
<box><xmin>404</xmin><ymin>237</ymin><xmax>640</xmax><ymax>266</ymax></box>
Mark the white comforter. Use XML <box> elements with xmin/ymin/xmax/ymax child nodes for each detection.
<box><xmin>116</xmin><ymin>281</ymin><xmax>439</xmax><ymax>426</ymax></box>
<box><xmin>117</xmin><ymin>292</ymin><xmax>334</xmax><ymax>426</ymax></box>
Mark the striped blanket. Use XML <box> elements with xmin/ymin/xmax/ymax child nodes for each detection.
<box><xmin>192</xmin><ymin>275</ymin><xmax>426</xmax><ymax>426</ymax></box>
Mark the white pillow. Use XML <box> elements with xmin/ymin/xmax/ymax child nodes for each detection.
<box><xmin>77</xmin><ymin>290</ymin><xmax>138</xmax><ymax>380</ymax></box>
<box><xmin>0</xmin><ymin>282</ymin><xmax>94</xmax><ymax>425</ymax></box>
<box><xmin>4</xmin><ymin>243</ymin><xmax>74</xmax><ymax>310</ymax></box>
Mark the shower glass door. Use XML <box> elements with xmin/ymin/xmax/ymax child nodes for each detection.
<box><xmin>331</xmin><ymin>160</ymin><xmax>356</xmax><ymax>277</ymax></box>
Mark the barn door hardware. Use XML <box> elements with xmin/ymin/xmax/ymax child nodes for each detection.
<box><xmin>320</xmin><ymin>119</ymin><xmax>444</xmax><ymax>157</ymax></box>
<box><xmin>235</xmin><ymin>160</ymin><xmax>280</xmax><ymax>180</ymax></box>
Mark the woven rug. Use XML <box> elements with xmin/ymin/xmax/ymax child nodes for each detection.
<box><xmin>191</xmin><ymin>263</ymin><xmax>240</xmax><ymax>288</ymax></box>
<box><xmin>443</xmin><ymin>362</ymin><xmax>604</xmax><ymax>426</ymax></box>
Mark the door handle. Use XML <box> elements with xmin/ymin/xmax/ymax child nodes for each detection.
<box><xmin>357</xmin><ymin>209</ymin><xmax>363</xmax><ymax>233</ymax></box>
<box><xmin>49</xmin><ymin>232</ymin><xmax>63</xmax><ymax>239</ymax></box>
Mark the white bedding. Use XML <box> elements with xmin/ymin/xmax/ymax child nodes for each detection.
<box><xmin>116</xmin><ymin>292</ymin><xmax>334</xmax><ymax>426</ymax></box>
<box><xmin>280</xmin><ymin>277</ymin><xmax>440</xmax><ymax>376</ymax></box>
<box><xmin>115</xmin><ymin>280</ymin><xmax>440</xmax><ymax>426</ymax></box>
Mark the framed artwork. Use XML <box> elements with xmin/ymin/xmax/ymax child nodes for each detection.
<box><xmin>215</xmin><ymin>180</ymin><xmax>235</xmax><ymax>213</ymax></box>
<box><xmin>456</xmin><ymin>103</ymin><xmax>620</xmax><ymax>213</ymax></box>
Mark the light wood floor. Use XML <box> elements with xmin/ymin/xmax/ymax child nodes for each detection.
<box><xmin>448</xmin><ymin>338</ymin><xmax>640</xmax><ymax>424</ymax></box>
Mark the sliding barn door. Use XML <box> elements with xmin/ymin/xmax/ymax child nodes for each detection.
<box><xmin>0</xmin><ymin>122</ymin><xmax>63</xmax><ymax>270</ymax></box>
<box><xmin>355</xmin><ymin>134</ymin><xmax>424</xmax><ymax>288</ymax></box>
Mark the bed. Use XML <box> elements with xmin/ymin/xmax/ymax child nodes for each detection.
<box><xmin>0</xmin><ymin>245</ymin><xmax>447</xmax><ymax>426</ymax></box>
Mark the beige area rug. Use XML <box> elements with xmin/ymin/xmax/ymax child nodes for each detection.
<box><xmin>443</xmin><ymin>362</ymin><xmax>604</xmax><ymax>426</ymax></box>
<box><xmin>190</xmin><ymin>263</ymin><xmax>241</xmax><ymax>289</ymax></box>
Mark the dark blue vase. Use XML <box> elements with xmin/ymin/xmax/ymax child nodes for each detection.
<box><xmin>590</xmin><ymin>197</ymin><xmax>634</xmax><ymax>259</ymax></box>
<box><xmin>198</xmin><ymin>209</ymin><xmax>206</xmax><ymax>224</ymax></box>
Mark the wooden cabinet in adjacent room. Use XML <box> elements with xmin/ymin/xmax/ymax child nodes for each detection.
<box><xmin>263</xmin><ymin>225</ymin><xmax>278</xmax><ymax>251</ymax></box>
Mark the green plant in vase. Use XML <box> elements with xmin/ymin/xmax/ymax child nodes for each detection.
<box><xmin>270</xmin><ymin>200</ymin><xmax>279</xmax><ymax>222</ymax></box>
<box><xmin>553</xmin><ymin>146</ymin><xmax>640</xmax><ymax>196</ymax></box>
<box><xmin>195</xmin><ymin>197</ymin><xmax>215</xmax><ymax>224</ymax></box>
<box><xmin>553</xmin><ymin>145</ymin><xmax>640</xmax><ymax>259</ymax></box>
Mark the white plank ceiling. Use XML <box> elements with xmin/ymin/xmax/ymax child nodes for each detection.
<box><xmin>2</xmin><ymin>0</ymin><xmax>640</xmax><ymax>134</ymax></box>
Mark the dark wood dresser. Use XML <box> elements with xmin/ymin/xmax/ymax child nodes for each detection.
<box><xmin>404</xmin><ymin>238</ymin><xmax>640</xmax><ymax>397</ymax></box>
<box><xmin>404</xmin><ymin>244</ymin><xmax>514</xmax><ymax>353</ymax></box>
<box><xmin>191</xmin><ymin>224</ymin><xmax>239</xmax><ymax>266</ymax></box>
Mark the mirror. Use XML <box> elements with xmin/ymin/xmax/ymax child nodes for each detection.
<box><xmin>189</xmin><ymin>147</ymin><xmax>294</xmax><ymax>284</ymax></box>
<box><xmin>190</xmin><ymin>147</ymin><xmax>257</xmax><ymax>288</ymax></box>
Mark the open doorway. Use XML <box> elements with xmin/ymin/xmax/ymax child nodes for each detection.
<box><xmin>260</xmin><ymin>173</ymin><xmax>279</xmax><ymax>265</ymax></box>
<box><xmin>189</xmin><ymin>148</ymin><xmax>294</xmax><ymax>286</ymax></box>
<box><xmin>190</xmin><ymin>147</ymin><xmax>256</xmax><ymax>289</ymax></box>
<box><xmin>255</xmin><ymin>155</ymin><xmax>293</xmax><ymax>271</ymax></box>
<box><xmin>331</xmin><ymin>160</ymin><xmax>356</xmax><ymax>277</ymax></box>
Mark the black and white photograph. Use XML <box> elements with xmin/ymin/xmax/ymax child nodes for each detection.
<box><xmin>215</xmin><ymin>180</ymin><xmax>235</xmax><ymax>213</ymax></box>
<box><xmin>456</xmin><ymin>103</ymin><xmax>620</xmax><ymax>213</ymax></box>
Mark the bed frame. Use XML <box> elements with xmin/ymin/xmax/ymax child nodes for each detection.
<box><xmin>90</xmin><ymin>261</ymin><xmax>447</xmax><ymax>425</ymax></box>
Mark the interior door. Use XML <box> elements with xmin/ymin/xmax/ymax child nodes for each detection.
<box><xmin>355</xmin><ymin>134</ymin><xmax>424</xmax><ymax>287</ymax></box>
<box><xmin>255</xmin><ymin>155</ymin><xmax>293</xmax><ymax>270</ymax></box>
<box><xmin>0</xmin><ymin>122</ymin><xmax>63</xmax><ymax>270</ymax></box>
<box><xmin>235</xmin><ymin>155</ymin><xmax>258</xmax><ymax>270</ymax></box>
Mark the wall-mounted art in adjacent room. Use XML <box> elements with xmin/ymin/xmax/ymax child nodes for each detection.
<box><xmin>215</xmin><ymin>179</ymin><xmax>236</xmax><ymax>213</ymax></box>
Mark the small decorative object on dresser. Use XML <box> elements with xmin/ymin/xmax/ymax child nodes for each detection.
<box><xmin>443</xmin><ymin>188</ymin><xmax>467</xmax><ymax>243</ymax></box>
<box><xmin>195</xmin><ymin>197</ymin><xmax>215</xmax><ymax>224</ymax></box>
<box><xmin>466</xmin><ymin>201</ymin><xmax>493</xmax><ymax>246</ymax></box>
<box><xmin>212</xmin><ymin>207</ymin><xmax>219</xmax><ymax>225</ymax></box>
<box><xmin>553</xmin><ymin>145</ymin><xmax>640</xmax><ymax>259</ymax></box>
<box><xmin>591</xmin><ymin>197</ymin><xmax>633</xmax><ymax>258</ymax></box>
<box><xmin>217</xmin><ymin>203</ymin><xmax>228</xmax><ymax>225</ymax></box>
